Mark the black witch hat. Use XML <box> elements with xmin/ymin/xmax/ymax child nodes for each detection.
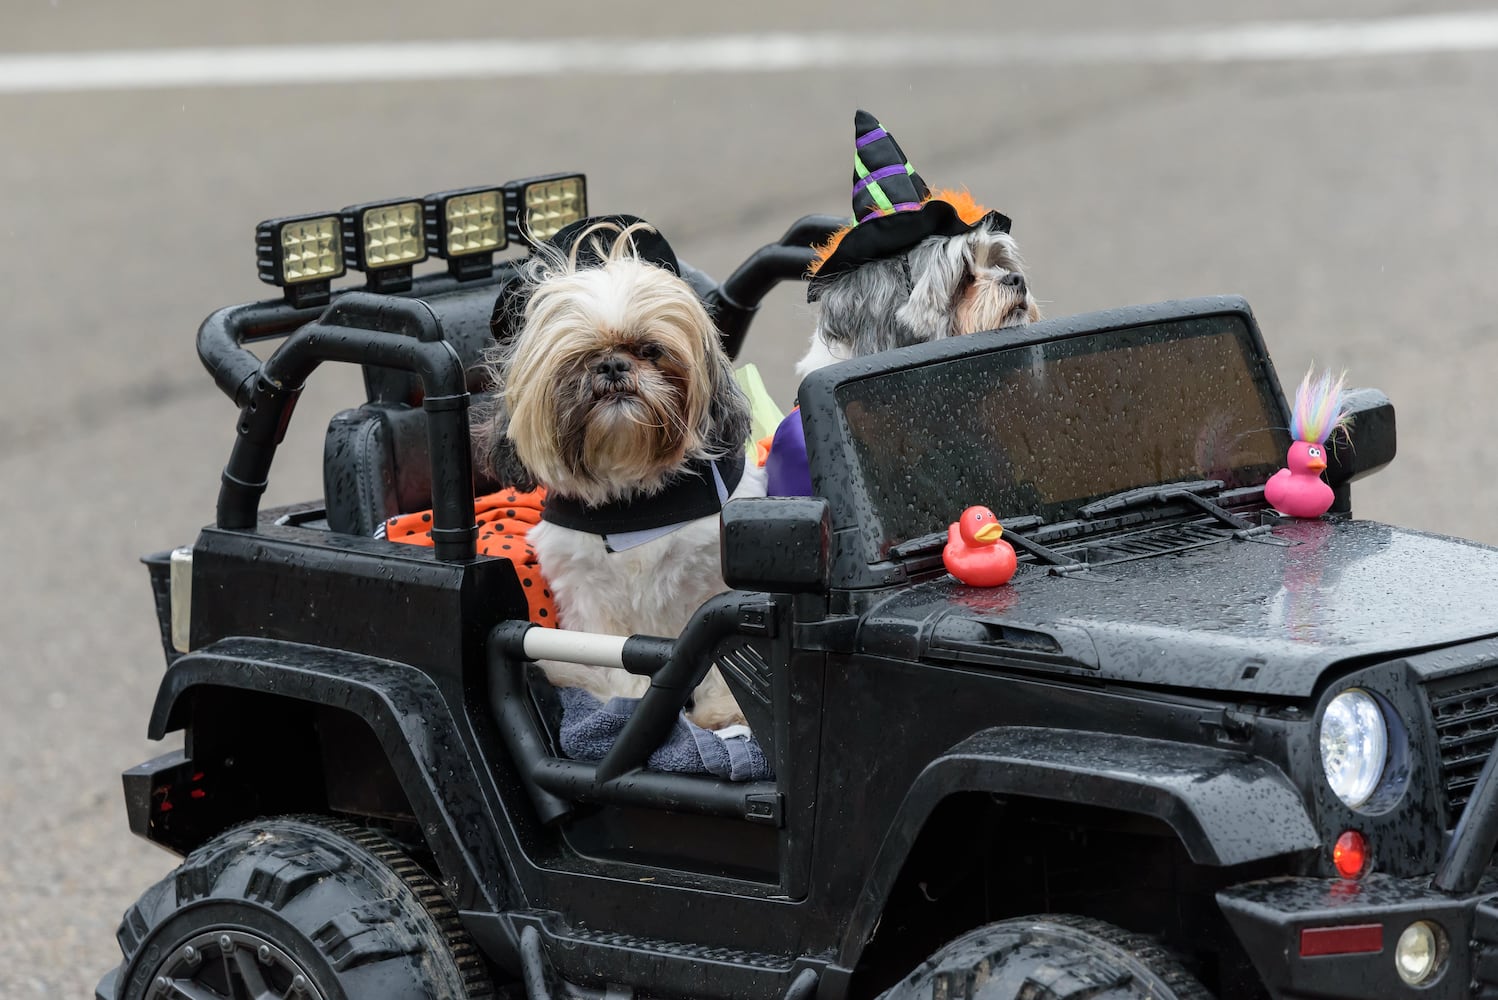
<box><xmin>807</xmin><ymin>110</ymin><xmax>1011</xmax><ymax>297</ymax></box>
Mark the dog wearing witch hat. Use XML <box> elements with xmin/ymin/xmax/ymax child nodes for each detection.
<box><xmin>796</xmin><ymin>109</ymin><xmax>1039</xmax><ymax>378</ymax></box>
<box><xmin>764</xmin><ymin>110</ymin><xmax>1041</xmax><ymax>496</ymax></box>
<box><xmin>477</xmin><ymin>216</ymin><xmax>762</xmax><ymax>730</ymax></box>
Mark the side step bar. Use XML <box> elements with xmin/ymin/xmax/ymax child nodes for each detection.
<box><xmin>515</xmin><ymin>915</ymin><xmax>826</xmax><ymax>1000</ymax></box>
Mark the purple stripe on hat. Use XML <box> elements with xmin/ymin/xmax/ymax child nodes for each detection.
<box><xmin>851</xmin><ymin>163</ymin><xmax>910</xmax><ymax>198</ymax></box>
<box><xmin>862</xmin><ymin>200</ymin><xmax>916</xmax><ymax>221</ymax></box>
<box><xmin>855</xmin><ymin>127</ymin><xmax>888</xmax><ymax>149</ymax></box>
<box><xmin>859</xmin><ymin>203</ymin><xmax>921</xmax><ymax>223</ymax></box>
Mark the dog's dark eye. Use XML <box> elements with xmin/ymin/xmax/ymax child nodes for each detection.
<box><xmin>636</xmin><ymin>342</ymin><xmax>664</xmax><ymax>361</ymax></box>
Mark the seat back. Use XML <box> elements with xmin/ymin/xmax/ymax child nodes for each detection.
<box><xmin>324</xmin><ymin>403</ymin><xmax>433</xmax><ymax>536</ymax></box>
<box><xmin>323</xmin><ymin>277</ymin><xmax>511</xmax><ymax>536</ymax></box>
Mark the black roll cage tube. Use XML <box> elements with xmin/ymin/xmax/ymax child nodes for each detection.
<box><xmin>704</xmin><ymin>214</ymin><xmax>844</xmax><ymax>360</ymax></box>
<box><xmin>202</xmin><ymin>290</ymin><xmax>480</xmax><ymax>562</ymax></box>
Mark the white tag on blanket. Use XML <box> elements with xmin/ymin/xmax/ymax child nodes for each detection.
<box><xmin>712</xmin><ymin>724</ymin><xmax>753</xmax><ymax>741</ymax></box>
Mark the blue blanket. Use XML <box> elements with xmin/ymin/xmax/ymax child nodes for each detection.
<box><xmin>557</xmin><ymin>687</ymin><xmax>772</xmax><ymax>782</ymax></box>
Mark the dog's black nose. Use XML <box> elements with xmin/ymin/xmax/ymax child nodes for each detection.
<box><xmin>1001</xmin><ymin>272</ymin><xmax>1027</xmax><ymax>292</ymax></box>
<box><xmin>593</xmin><ymin>356</ymin><xmax>633</xmax><ymax>379</ymax></box>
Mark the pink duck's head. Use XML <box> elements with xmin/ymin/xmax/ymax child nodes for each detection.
<box><xmin>1287</xmin><ymin>366</ymin><xmax>1351</xmax><ymax>462</ymax></box>
<box><xmin>959</xmin><ymin>506</ymin><xmax>1005</xmax><ymax>546</ymax></box>
<box><xmin>1286</xmin><ymin>440</ymin><xmax>1328</xmax><ymax>475</ymax></box>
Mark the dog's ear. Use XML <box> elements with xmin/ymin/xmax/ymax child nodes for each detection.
<box><xmin>813</xmin><ymin>257</ymin><xmax>919</xmax><ymax>356</ymax></box>
<box><xmin>705</xmin><ymin>350</ymin><xmax>752</xmax><ymax>457</ymax></box>
<box><xmin>470</xmin><ymin>394</ymin><xmax>539</xmax><ymax>493</ymax></box>
<box><xmin>894</xmin><ymin>236</ymin><xmax>969</xmax><ymax>343</ymax></box>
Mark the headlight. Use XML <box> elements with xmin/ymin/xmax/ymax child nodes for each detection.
<box><xmin>423</xmin><ymin>186</ymin><xmax>507</xmax><ymax>280</ymax></box>
<box><xmin>346</xmin><ymin>200</ymin><xmax>425</xmax><ymax>268</ymax></box>
<box><xmin>504</xmin><ymin>173</ymin><xmax>587</xmax><ymax>245</ymax></box>
<box><xmin>255</xmin><ymin>212</ymin><xmax>345</xmax><ymax>307</ymax></box>
<box><xmin>440</xmin><ymin>190</ymin><xmax>504</xmax><ymax>255</ymax></box>
<box><xmin>1395</xmin><ymin>921</ymin><xmax>1445</xmax><ymax>985</ymax></box>
<box><xmin>341</xmin><ymin>198</ymin><xmax>427</xmax><ymax>292</ymax></box>
<box><xmin>1320</xmin><ymin>689</ymin><xmax>1388</xmax><ymax>808</ymax></box>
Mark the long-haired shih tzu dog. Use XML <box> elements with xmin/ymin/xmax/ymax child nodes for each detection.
<box><xmin>796</xmin><ymin>109</ymin><xmax>1040</xmax><ymax>378</ymax></box>
<box><xmin>478</xmin><ymin>216</ymin><xmax>760</xmax><ymax>730</ymax></box>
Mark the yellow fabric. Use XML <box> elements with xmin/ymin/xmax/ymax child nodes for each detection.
<box><xmin>734</xmin><ymin>364</ymin><xmax>785</xmax><ymax>460</ymax></box>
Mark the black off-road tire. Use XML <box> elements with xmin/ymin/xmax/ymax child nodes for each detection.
<box><xmin>884</xmin><ymin>914</ymin><xmax>1213</xmax><ymax>1000</ymax></box>
<box><xmin>100</xmin><ymin>815</ymin><xmax>494</xmax><ymax>1000</ymax></box>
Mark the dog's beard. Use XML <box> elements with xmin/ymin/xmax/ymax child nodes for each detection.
<box><xmin>956</xmin><ymin>270</ymin><xmax>1041</xmax><ymax>335</ymax></box>
<box><xmin>565</xmin><ymin>371</ymin><xmax>693</xmax><ymax>496</ymax></box>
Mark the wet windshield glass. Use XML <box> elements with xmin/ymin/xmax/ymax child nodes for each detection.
<box><xmin>834</xmin><ymin>315</ymin><xmax>1287</xmax><ymax>556</ymax></box>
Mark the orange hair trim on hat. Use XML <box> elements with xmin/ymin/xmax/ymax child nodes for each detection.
<box><xmin>925</xmin><ymin>187</ymin><xmax>990</xmax><ymax>224</ymax></box>
<box><xmin>809</xmin><ymin>224</ymin><xmax>854</xmax><ymax>276</ymax></box>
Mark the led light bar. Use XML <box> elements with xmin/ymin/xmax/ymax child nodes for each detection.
<box><xmin>255</xmin><ymin>212</ymin><xmax>345</xmax><ymax>307</ymax></box>
<box><xmin>504</xmin><ymin>173</ymin><xmax>587</xmax><ymax>246</ymax></box>
<box><xmin>423</xmin><ymin>186</ymin><xmax>507</xmax><ymax>280</ymax></box>
<box><xmin>342</xmin><ymin>198</ymin><xmax>426</xmax><ymax>292</ymax></box>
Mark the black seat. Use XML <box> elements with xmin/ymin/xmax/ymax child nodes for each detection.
<box><xmin>324</xmin><ymin>402</ymin><xmax>436</xmax><ymax>536</ymax></box>
<box><xmin>322</xmin><ymin>278</ymin><xmax>507</xmax><ymax>537</ymax></box>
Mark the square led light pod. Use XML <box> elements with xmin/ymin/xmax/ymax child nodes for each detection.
<box><xmin>423</xmin><ymin>186</ymin><xmax>507</xmax><ymax>280</ymax></box>
<box><xmin>255</xmin><ymin>212</ymin><xmax>345</xmax><ymax>307</ymax></box>
<box><xmin>504</xmin><ymin>173</ymin><xmax>587</xmax><ymax>246</ymax></box>
<box><xmin>341</xmin><ymin>198</ymin><xmax>427</xmax><ymax>292</ymax></box>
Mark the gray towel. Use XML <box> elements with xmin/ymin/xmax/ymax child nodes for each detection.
<box><xmin>557</xmin><ymin>687</ymin><xmax>772</xmax><ymax>782</ymax></box>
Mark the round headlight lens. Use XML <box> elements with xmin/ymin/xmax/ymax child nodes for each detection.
<box><xmin>1395</xmin><ymin>921</ymin><xmax>1444</xmax><ymax>985</ymax></box>
<box><xmin>1320</xmin><ymin>689</ymin><xmax>1388</xmax><ymax>808</ymax></box>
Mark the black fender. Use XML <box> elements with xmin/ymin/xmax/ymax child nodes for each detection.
<box><xmin>148</xmin><ymin>636</ymin><xmax>511</xmax><ymax>913</ymax></box>
<box><xmin>840</xmin><ymin>726</ymin><xmax>1318</xmax><ymax>966</ymax></box>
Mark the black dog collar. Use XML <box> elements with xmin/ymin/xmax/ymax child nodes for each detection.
<box><xmin>541</xmin><ymin>451</ymin><xmax>745</xmax><ymax>538</ymax></box>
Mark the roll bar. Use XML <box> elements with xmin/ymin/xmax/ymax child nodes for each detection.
<box><xmin>707</xmin><ymin>213</ymin><xmax>846</xmax><ymax>359</ymax></box>
<box><xmin>204</xmin><ymin>291</ymin><xmax>478</xmax><ymax>562</ymax></box>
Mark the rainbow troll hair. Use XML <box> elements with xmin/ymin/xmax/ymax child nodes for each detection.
<box><xmin>1289</xmin><ymin>366</ymin><xmax>1353</xmax><ymax>446</ymax></box>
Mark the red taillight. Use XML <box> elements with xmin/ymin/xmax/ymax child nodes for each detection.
<box><xmin>1333</xmin><ymin>830</ymin><xmax>1368</xmax><ymax>878</ymax></box>
<box><xmin>1300</xmin><ymin>923</ymin><xmax>1384</xmax><ymax>957</ymax></box>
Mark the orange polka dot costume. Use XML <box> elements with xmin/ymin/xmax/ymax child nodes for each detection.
<box><xmin>384</xmin><ymin>487</ymin><xmax>559</xmax><ymax>626</ymax></box>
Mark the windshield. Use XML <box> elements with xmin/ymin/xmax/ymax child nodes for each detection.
<box><xmin>834</xmin><ymin>314</ymin><xmax>1288</xmax><ymax>556</ymax></box>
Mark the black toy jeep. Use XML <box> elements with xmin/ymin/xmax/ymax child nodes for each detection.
<box><xmin>101</xmin><ymin>176</ymin><xmax>1498</xmax><ymax>1000</ymax></box>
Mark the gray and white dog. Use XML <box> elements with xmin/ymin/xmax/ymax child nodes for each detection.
<box><xmin>797</xmin><ymin>110</ymin><xmax>1039</xmax><ymax>378</ymax></box>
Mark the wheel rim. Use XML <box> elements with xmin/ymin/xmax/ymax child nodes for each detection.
<box><xmin>144</xmin><ymin>928</ymin><xmax>326</xmax><ymax>1000</ymax></box>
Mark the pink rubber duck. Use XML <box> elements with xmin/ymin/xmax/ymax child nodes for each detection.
<box><xmin>1265</xmin><ymin>441</ymin><xmax>1332</xmax><ymax>518</ymax></box>
<box><xmin>1265</xmin><ymin>368</ymin><xmax>1349</xmax><ymax>520</ymax></box>
<box><xmin>943</xmin><ymin>506</ymin><xmax>1018</xmax><ymax>587</ymax></box>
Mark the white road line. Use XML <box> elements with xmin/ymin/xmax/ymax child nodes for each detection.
<box><xmin>4</xmin><ymin>12</ymin><xmax>1498</xmax><ymax>95</ymax></box>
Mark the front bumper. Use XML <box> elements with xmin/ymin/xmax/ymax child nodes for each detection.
<box><xmin>1219</xmin><ymin>704</ymin><xmax>1498</xmax><ymax>999</ymax></box>
<box><xmin>1219</xmin><ymin>871</ymin><xmax>1498</xmax><ymax>999</ymax></box>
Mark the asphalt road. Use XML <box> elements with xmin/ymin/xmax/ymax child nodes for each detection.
<box><xmin>3</xmin><ymin>2</ymin><xmax>1497</xmax><ymax>994</ymax></box>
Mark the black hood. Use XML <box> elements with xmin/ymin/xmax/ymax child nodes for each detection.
<box><xmin>861</xmin><ymin>518</ymin><xmax>1498</xmax><ymax>697</ymax></box>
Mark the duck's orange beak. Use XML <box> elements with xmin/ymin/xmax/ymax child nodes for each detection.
<box><xmin>1307</xmin><ymin>457</ymin><xmax>1327</xmax><ymax>472</ymax></box>
<box><xmin>973</xmin><ymin>522</ymin><xmax>1004</xmax><ymax>543</ymax></box>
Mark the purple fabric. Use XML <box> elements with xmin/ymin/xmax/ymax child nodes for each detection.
<box><xmin>855</xmin><ymin>126</ymin><xmax>888</xmax><ymax>148</ymax></box>
<box><xmin>851</xmin><ymin>163</ymin><xmax>911</xmax><ymax>197</ymax></box>
<box><xmin>859</xmin><ymin>201</ymin><xmax>923</xmax><ymax>223</ymax></box>
<box><xmin>765</xmin><ymin>409</ymin><xmax>813</xmax><ymax>497</ymax></box>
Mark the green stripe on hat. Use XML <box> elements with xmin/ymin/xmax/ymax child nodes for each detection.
<box><xmin>864</xmin><ymin>180</ymin><xmax>894</xmax><ymax>213</ymax></box>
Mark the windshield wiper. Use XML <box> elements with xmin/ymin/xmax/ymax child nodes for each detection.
<box><xmin>1079</xmin><ymin>479</ymin><xmax>1224</xmax><ymax>518</ymax></box>
<box><xmin>1079</xmin><ymin>479</ymin><xmax>1266</xmax><ymax>536</ymax></box>
<box><xmin>890</xmin><ymin>514</ymin><xmax>1080</xmax><ymax>569</ymax></box>
<box><xmin>890</xmin><ymin>514</ymin><xmax>1044</xmax><ymax>560</ymax></box>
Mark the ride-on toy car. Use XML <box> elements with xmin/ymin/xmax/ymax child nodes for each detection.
<box><xmin>101</xmin><ymin>173</ymin><xmax>1498</xmax><ymax>1000</ymax></box>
